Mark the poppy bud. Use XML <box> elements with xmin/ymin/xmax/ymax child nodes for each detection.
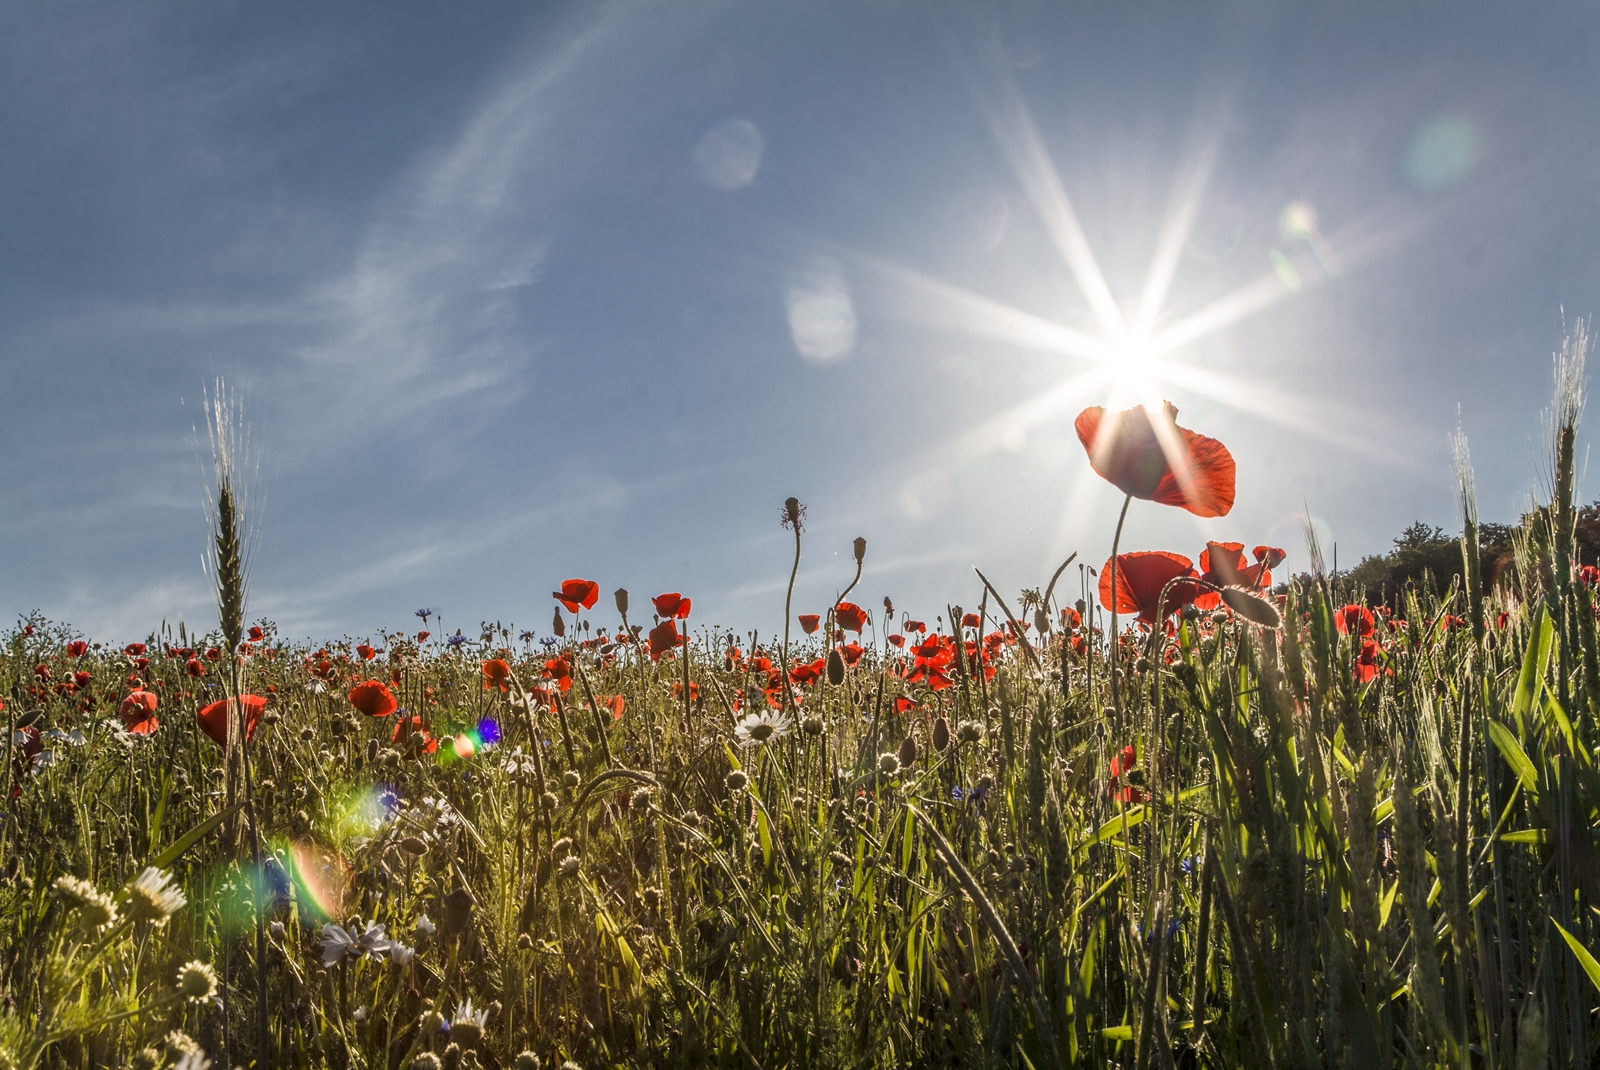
<box><xmin>552</xmin><ymin>608</ymin><xmax>565</xmax><ymax>638</ymax></box>
<box><xmin>614</xmin><ymin>588</ymin><xmax>629</xmax><ymax>616</ymax></box>
<box><xmin>883</xmin><ymin>596</ymin><xmax>893</xmax><ymax>615</ymax></box>
<box><xmin>442</xmin><ymin>885</ymin><xmax>476</xmax><ymax>937</ymax></box>
<box><xmin>15</xmin><ymin>709</ymin><xmax>42</xmax><ymax>729</ymax></box>
<box><xmin>826</xmin><ymin>649</ymin><xmax>845</xmax><ymax>686</ymax></box>
<box><xmin>898</xmin><ymin>734</ymin><xmax>918</xmax><ymax>770</ymax></box>
<box><xmin>365</xmin><ymin>739</ymin><xmax>379</xmax><ymax>763</ymax></box>
<box><xmin>785</xmin><ymin>497</ymin><xmax>802</xmax><ymax>527</ymax></box>
<box><xmin>1035</xmin><ymin>609</ymin><xmax>1050</xmax><ymax>635</ymax></box>
<box><xmin>853</xmin><ymin>536</ymin><xmax>867</xmax><ymax>564</ymax></box>
<box><xmin>932</xmin><ymin>716</ymin><xmax>950</xmax><ymax>751</ymax></box>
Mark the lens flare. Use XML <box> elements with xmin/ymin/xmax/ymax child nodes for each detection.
<box><xmin>477</xmin><ymin>718</ymin><xmax>501</xmax><ymax>745</ymax></box>
<box><xmin>452</xmin><ymin>734</ymin><xmax>476</xmax><ymax>760</ymax></box>
<box><xmin>290</xmin><ymin>839</ymin><xmax>351</xmax><ymax>921</ymax></box>
<box><xmin>694</xmin><ymin>118</ymin><xmax>764</xmax><ymax>191</ymax></box>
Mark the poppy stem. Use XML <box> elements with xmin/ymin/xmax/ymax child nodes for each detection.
<box><xmin>1109</xmin><ymin>492</ymin><xmax>1133</xmax><ymax>716</ymax></box>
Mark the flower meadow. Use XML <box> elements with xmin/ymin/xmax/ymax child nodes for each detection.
<box><xmin>7</xmin><ymin>348</ymin><xmax>1600</xmax><ymax>1070</ymax></box>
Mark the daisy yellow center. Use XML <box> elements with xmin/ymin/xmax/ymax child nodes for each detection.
<box><xmin>748</xmin><ymin>722</ymin><xmax>776</xmax><ymax>742</ymax></box>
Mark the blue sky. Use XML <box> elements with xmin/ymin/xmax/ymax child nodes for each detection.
<box><xmin>3</xmin><ymin>1</ymin><xmax>1598</xmax><ymax>644</ymax></box>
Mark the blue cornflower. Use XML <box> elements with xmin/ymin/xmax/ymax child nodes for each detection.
<box><xmin>951</xmin><ymin>786</ymin><xmax>965</xmax><ymax>801</ymax></box>
<box><xmin>416</xmin><ymin>608</ymin><xmax>433</xmax><ymax>620</ymax></box>
<box><xmin>519</xmin><ymin>630</ymin><xmax>536</xmax><ymax>642</ymax></box>
<box><xmin>446</xmin><ymin>632</ymin><xmax>468</xmax><ymax>649</ymax></box>
<box><xmin>1179</xmin><ymin>855</ymin><xmax>1203</xmax><ymax>876</ymax></box>
<box><xmin>540</xmin><ymin>637</ymin><xmax>558</xmax><ymax>649</ymax></box>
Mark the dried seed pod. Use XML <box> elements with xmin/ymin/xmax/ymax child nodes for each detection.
<box><xmin>852</xmin><ymin>536</ymin><xmax>867</xmax><ymax>564</ymax></box>
<box><xmin>398</xmin><ymin>836</ymin><xmax>428</xmax><ymax>857</ymax></box>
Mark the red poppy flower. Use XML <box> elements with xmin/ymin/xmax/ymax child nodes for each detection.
<box><xmin>888</xmin><ymin>633</ymin><xmax>905</xmax><ymax>648</ymax></box>
<box><xmin>1353</xmin><ymin>640</ymin><xmax>1385</xmax><ymax>684</ymax></box>
<box><xmin>392</xmin><ymin>714</ymin><xmax>439</xmax><ymax>754</ymax></box>
<box><xmin>1098</xmin><ymin>551</ymin><xmax>1204</xmax><ymax>624</ymax></box>
<box><xmin>835</xmin><ymin>602</ymin><xmax>868</xmax><ymax>633</ymax></box>
<box><xmin>959</xmin><ymin>612</ymin><xmax>980</xmax><ymax>629</ymax></box>
<box><xmin>1582</xmin><ymin>566</ymin><xmax>1600</xmax><ymax>587</ymax></box>
<box><xmin>1252</xmin><ymin>545</ymin><xmax>1286</xmax><ymax>569</ymax></box>
<box><xmin>904</xmin><ymin>620</ymin><xmax>926</xmax><ymax>634</ymax></box>
<box><xmin>652</xmin><ymin>593</ymin><xmax>692</xmax><ymax>619</ymax></box>
<box><xmin>203</xmin><ymin>647</ymin><xmax>221</xmax><ymax>661</ymax></box>
<box><xmin>841</xmin><ymin>641</ymin><xmax>865</xmax><ymax>667</ymax></box>
<box><xmin>1060</xmin><ymin>607</ymin><xmax>1082</xmax><ymax>631</ymax></box>
<box><xmin>247</xmin><ymin>626</ymin><xmax>265</xmax><ymax>642</ymax></box>
<box><xmin>348</xmin><ymin>680</ymin><xmax>398</xmax><ymax>718</ymax></box>
<box><xmin>895</xmin><ymin>695</ymin><xmax>917</xmax><ymax>713</ymax></box>
<box><xmin>67</xmin><ymin>640</ymin><xmax>88</xmax><ymax>657</ymax></box>
<box><xmin>605</xmin><ymin>694</ymin><xmax>626</xmax><ymax>720</ymax></box>
<box><xmin>118</xmin><ymin>691</ymin><xmax>159</xmax><ymax>735</ymax></box>
<box><xmin>72</xmin><ymin>671</ymin><xmax>91</xmax><ymax>689</ymax></box>
<box><xmin>185</xmin><ymin>658</ymin><xmax>205</xmax><ymax>677</ymax></box>
<box><xmin>196</xmin><ymin>695</ymin><xmax>267</xmax><ymax>746</ymax></box>
<box><xmin>1335</xmin><ymin>604</ymin><xmax>1375</xmax><ymax>637</ymax></box>
<box><xmin>416</xmin><ymin>630</ymin><xmax>430</xmax><ymax>642</ymax></box>
<box><xmin>1495</xmin><ymin>612</ymin><xmax>1509</xmax><ymax>630</ymax></box>
<box><xmin>552</xmin><ymin>579</ymin><xmax>600</xmax><ymax>613</ymax></box>
<box><xmin>1107</xmin><ymin>744</ymin><xmax>1143</xmax><ymax>803</ymax></box>
<box><xmin>357</xmin><ymin>644</ymin><xmax>377</xmax><ymax>661</ymax></box>
<box><xmin>1074</xmin><ymin>401</ymin><xmax>1235</xmax><ymax>518</ymax></box>
<box><xmin>798</xmin><ymin>614</ymin><xmax>821</xmax><ymax>635</ymax></box>
<box><xmin>482</xmin><ymin>658</ymin><xmax>511</xmax><ymax>692</ymax></box>
<box><xmin>790</xmin><ymin>658</ymin><xmax>825</xmax><ymax>685</ymax></box>
<box><xmin>649</xmin><ymin>620</ymin><xmax>681</xmax><ymax>661</ymax></box>
<box><xmin>123</xmin><ymin>643</ymin><xmax>146</xmax><ymax>656</ymax></box>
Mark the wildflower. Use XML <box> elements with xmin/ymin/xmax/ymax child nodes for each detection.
<box><xmin>481</xmin><ymin>659</ymin><xmax>511</xmax><ymax>692</ymax></box>
<box><xmin>450</xmin><ymin>999</ymin><xmax>490</xmax><ymax>1048</ymax></box>
<box><xmin>1074</xmin><ymin>401</ymin><xmax>1235</xmax><ymax>517</ymax></box>
<box><xmin>349</xmin><ymin>680</ymin><xmax>398</xmax><ymax>718</ymax></box>
<box><xmin>389</xmin><ymin>943</ymin><xmax>417</xmax><ymax>967</ymax></box>
<box><xmin>176</xmin><ymin>960</ymin><xmax>219</xmax><ymax>1003</ymax></box>
<box><xmin>1335</xmin><ymin>604</ymin><xmax>1376</xmax><ymax>637</ymax></box>
<box><xmin>196</xmin><ymin>695</ymin><xmax>267</xmax><ymax>746</ymax></box>
<box><xmin>725</xmin><ymin>769</ymin><xmax>748</xmax><ymax>791</ymax></box>
<box><xmin>352</xmin><ymin>1005</ymin><xmax>369</xmax><ymax>1023</ymax></box>
<box><xmin>648</xmin><ymin>620</ymin><xmax>682</xmax><ymax>661</ymax></box>
<box><xmin>204</xmin><ymin>647</ymin><xmax>221</xmax><ymax>661</ymax></box>
<box><xmin>54</xmin><ymin>874</ymin><xmax>117</xmax><ymax>928</ymax></box>
<box><xmin>356</xmin><ymin>643</ymin><xmax>377</xmax><ymax>661</ymax></box>
<box><xmin>248</xmin><ymin>626</ymin><xmax>265</xmax><ymax>641</ymax></box>
<box><xmin>835</xmin><ymin>602</ymin><xmax>868</xmax><ymax>633</ymax></box>
<box><xmin>124</xmin><ymin>867</ymin><xmax>186</xmax><ymax>925</ymax></box>
<box><xmin>516</xmin><ymin>1052</ymin><xmax>543</xmax><ymax>1070</ymax></box>
<box><xmin>185</xmin><ymin>658</ymin><xmax>206</xmax><ymax>677</ymax></box>
<box><xmin>652</xmin><ymin>592</ymin><xmax>692</xmax><ymax>619</ymax></box>
<box><xmin>446</xmin><ymin>632</ymin><xmax>469</xmax><ymax>649</ymax></box>
<box><xmin>1098</xmin><ymin>551</ymin><xmax>1203</xmax><ymax>624</ymax></box>
<box><xmin>124</xmin><ymin>642</ymin><xmax>147</xmax><ymax>655</ymax></box>
<box><xmin>415</xmin><ymin>914</ymin><xmax>437</xmax><ymax>937</ymax></box>
<box><xmin>734</xmin><ymin>709</ymin><xmax>792</xmax><ymax>746</ymax></box>
<box><xmin>781</xmin><ymin>496</ymin><xmax>806</xmax><ymax>531</ymax></box>
<box><xmin>552</xmin><ymin>579</ymin><xmax>600</xmax><ymax>613</ymax></box>
<box><xmin>119</xmin><ymin>690</ymin><xmax>159</xmax><ymax>735</ymax></box>
<box><xmin>1253</xmin><ymin>545</ymin><xmax>1286</xmax><ymax>569</ymax></box>
<box><xmin>416</xmin><ymin>608</ymin><xmax>434</xmax><ymax>622</ymax></box>
<box><xmin>557</xmin><ymin>855</ymin><xmax>581</xmax><ymax>879</ymax></box>
<box><xmin>956</xmin><ymin>720</ymin><xmax>983</xmax><ymax>743</ymax></box>
<box><xmin>1108</xmin><ymin>744</ymin><xmax>1142</xmax><ymax>804</ymax></box>
<box><xmin>798</xmin><ymin>613</ymin><xmax>821</xmax><ymax>634</ymax></box>
<box><xmin>1354</xmin><ymin>640</ymin><xmax>1387</xmax><ymax>684</ymax></box>
<box><xmin>519</xmin><ymin>630</ymin><xmax>535</xmax><ymax>641</ymax></box>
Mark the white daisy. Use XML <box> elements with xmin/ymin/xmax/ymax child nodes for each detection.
<box><xmin>733</xmin><ymin>709</ymin><xmax>792</xmax><ymax>747</ymax></box>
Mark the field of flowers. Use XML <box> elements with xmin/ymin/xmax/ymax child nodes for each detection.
<box><xmin>5</xmin><ymin>346</ymin><xmax>1600</xmax><ymax>1070</ymax></box>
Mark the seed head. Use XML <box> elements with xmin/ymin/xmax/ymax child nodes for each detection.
<box><xmin>442</xmin><ymin>886</ymin><xmax>476</xmax><ymax>937</ymax></box>
<box><xmin>130</xmin><ymin>1048</ymin><xmax>164</xmax><ymax>1070</ymax></box>
<box><xmin>614</xmin><ymin>588</ymin><xmax>629</xmax><ymax>615</ymax></box>
<box><xmin>557</xmin><ymin>855</ymin><xmax>582</xmax><ymax>880</ymax></box>
<box><xmin>125</xmin><ymin>867</ymin><xmax>186</xmax><ymax>926</ymax></box>
<box><xmin>957</xmin><ymin>720</ymin><xmax>983</xmax><ymax>744</ymax></box>
<box><xmin>802</xmin><ymin>715</ymin><xmax>823</xmax><ymax>735</ymax></box>
<box><xmin>878</xmin><ymin>752</ymin><xmax>901</xmax><ymax>776</ymax></box>
<box><xmin>516</xmin><ymin>1053</ymin><xmax>543</xmax><ymax>1070</ymax></box>
<box><xmin>781</xmin><ymin>497</ymin><xmax>805</xmax><ymax>532</ymax></box>
<box><xmin>725</xmin><ymin>769</ymin><xmax>748</xmax><ymax>791</ymax></box>
<box><xmin>398</xmin><ymin>836</ymin><xmax>429</xmax><ymax>857</ymax></box>
<box><xmin>177</xmin><ymin>960</ymin><xmax>219</xmax><ymax>1003</ymax></box>
<box><xmin>540</xmin><ymin>791</ymin><xmax>559</xmax><ymax>811</ymax></box>
<box><xmin>562</xmin><ymin>770</ymin><xmax>581</xmax><ymax>789</ymax></box>
<box><xmin>410</xmin><ymin>1055</ymin><xmax>443</xmax><ymax>1070</ymax></box>
<box><xmin>551</xmin><ymin>837</ymin><xmax>575</xmax><ymax>859</ymax></box>
<box><xmin>852</xmin><ymin>536</ymin><xmax>867</xmax><ymax>564</ymax></box>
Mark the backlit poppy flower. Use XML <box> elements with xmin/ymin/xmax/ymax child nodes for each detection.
<box><xmin>204</xmin><ymin>647</ymin><xmax>221</xmax><ymax>661</ymax></box>
<box><xmin>904</xmin><ymin>620</ymin><xmax>926</xmax><ymax>634</ymax></box>
<box><xmin>835</xmin><ymin>603</ymin><xmax>868</xmax><ymax>633</ymax></box>
<box><xmin>392</xmin><ymin>714</ymin><xmax>439</xmax><ymax>754</ymax></box>
<box><xmin>67</xmin><ymin>641</ymin><xmax>87</xmax><ymax>657</ymax></box>
<box><xmin>185</xmin><ymin>658</ymin><xmax>206</xmax><ymax>678</ymax></box>
<box><xmin>482</xmin><ymin>659</ymin><xmax>511</xmax><ymax>692</ymax></box>
<box><xmin>1060</xmin><ymin>607</ymin><xmax>1082</xmax><ymax>631</ymax></box>
<box><xmin>1098</xmin><ymin>552</ymin><xmax>1204</xmax><ymax>624</ymax></box>
<box><xmin>124</xmin><ymin>643</ymin><xmax>147</xmax><ymax>656</ymax></box>
<box><xmin>841</xmin><ymin>641</ymin><xmax>865</xmax><ymax>667</ymax></box>
<box><xmin>72</xmin><ymin>671</ymin><xmax>91</xmax><ymax>689</ymax></box>
<box><xmin>1335</xmin><ymin>605</ymin><xmax>1375</xmax><ymax>637</ymax></box>
<box><xmin>888</xmin><ymin>634</ymin><xmax>905</xmax><ymax>648</ymax></box>
<box><xmin>416</xmin><ymin>631</ymin><xmax>430</xmax><ymax>642</ymax></box>
<box><xmin>1074</xmin><ymin>401</ymin><xmax>1235</xmax><ymax>518</ymax></box>
<box><xmin>1582</xmin><ymin>566</ymin><xmax>1600</xmax><ymax>586</ymax></box>
<box><xmin>605</xmin><ymin>694</ymin><xmax>626</xmax><ymax>719</ymax></box>
<box><xmin>649</xmin><ymin>620</ymin><xmax>681</xmax><ymax>661</ymax></box>
<box><xmin>552</xmin><ymin>579</ymin><xmax>600</xmax><ymax>613</ymax></box>
<box><xmin>798</xmin><ymin>614</ymin><xmax>821</xmax><ymax>635</ymax></box>
<box><xmin>248</xmin><ymin>626</ymin><xmax>265</xmax><ymax>642</ymax></box>
<box><xmin>119</xmin><ymin>690</ymin><xmax>159</xmax><ymax>735</ymax></box>
<box><xmin>1353</xmin><ymin>640</ymin><xmax>1385</xmax><ymax>684</ymax></box>
<box><xmin>1495</xmin><ymin>612</ymin><xmax>1510</xmax><ymax>630</ymax></box>
<box><xmin>789</xmin><ymin>658</ymin><xmax>825</xmax><ymax>685</ymax></box>
<box><xmin>895</xmin><ymin>695</ymin><xmax>917</xmax><ymax>713</ymax></box>
<box><xmin>197</xmin><ymin>695</ymin><xmax>267</xmax><ymax>746</ymax></box>
<box><xmin>357</xmin><ymin>644</ymin><xmax>377</xmax><ymax>661</ymax></box>
<box><xmin>961</xmin><ymin>613</ymin><xmax>981</xmax><ymax>629</ymax></box>
<box><xmin>348</xmin><ymin>680</ymin><xmax>398</xmax><ymax>718</ymax></box>
<box><xmin>652</xmin><ymin>593</ymin><xmax>692</xmax><ymax>619</ymax></box>
<box><xmin>1252</xmin><ymin>546</ymin><xmax>1287</xmax><ymax>569</ymax></box>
